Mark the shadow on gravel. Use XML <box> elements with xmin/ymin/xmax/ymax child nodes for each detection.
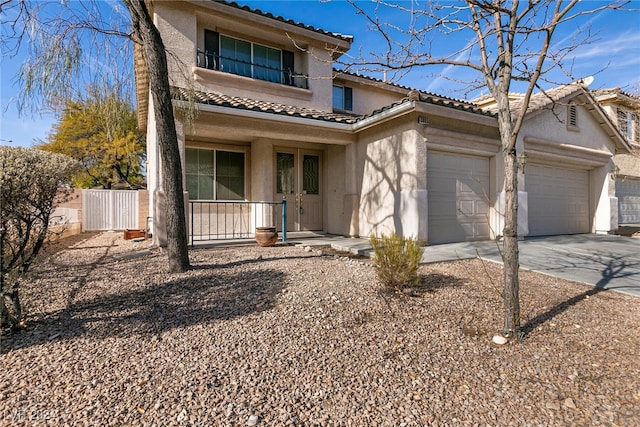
<box><xmin>1</xmin><ymin>268</ymin><xmax>285</xmax><ymax>353</ymax></box>
<box><xmin>191</xmin><ymin>255</ymin><xmax>320</xmax><ymax>271</ymax></box>
<box><xmin>419</xmin><ymin>272</ymin><xmax>464</xmax><ymax>291</ymax></box>
<box><xmin>520</xmin><ymin>256</ymin><xmax>635</xmax><ymax>338</ymax></box>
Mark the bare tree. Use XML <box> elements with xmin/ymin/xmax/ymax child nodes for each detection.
<box><xmin>1</xmin><ymin>0</ymin><xmax>190</xmax><ymax>273</ymax></box>
<box><xmin>122</xmin><ymin>0</ymin><xmax>189</xmax><ymax>273</ymax></box>
<box><xmin>342</xmin><ymin>0</ymin><xmax>628</xmax><ymax>339</ymax></box>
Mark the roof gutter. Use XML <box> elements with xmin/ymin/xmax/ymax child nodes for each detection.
<box><xmin>352</xmin><ymin>101</ymin><xmax>416</xmax><ymax>132</ymax></box>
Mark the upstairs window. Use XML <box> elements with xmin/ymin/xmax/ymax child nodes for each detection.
<box><xmin>186</xmin><ymin>148</ymin><xmax>245</xmax><ymax>201</ymax></box>
<box><xmin>617</xmin><ymin>108</ymin><xmax>629</xmax><ymax>138</ymax></box>
<box><xmin>617</xmin><ymin>108</ymin><xmax>639</xmax><ymax>143</ymax></box>
<box><xmin>333</xmin><ymin>85</ymin><xmax>353</xmax><ymax>111</ymax></box>
<box><xmin>220</xmin><ymin>35</ymin><xmax>253</xmax><ymax>78</ymax></box>
<box><xmin>201</xmin><ymin>30</ymin><xmax>297</xmax><ymax>86</ymax></box>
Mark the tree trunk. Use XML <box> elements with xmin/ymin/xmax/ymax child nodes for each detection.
<box><xmin>495</xmin><ymin>84</ymin><xmax>522</xmax><ymax>339</ymax></box>
<box><xmin>125</xmin><ymin>0</ymin><xmax>190</xmax><ymax>273</ymax></box>
<box><xmin>502</xmin><ymin>147</ymin><xmax>521</xmax><ymax>338</ymax></box>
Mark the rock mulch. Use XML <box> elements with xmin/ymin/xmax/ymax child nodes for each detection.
<box><xmin>1</xmin><ymin>232</ymin><xmax>639</xmax><ymax>426</ymax></box>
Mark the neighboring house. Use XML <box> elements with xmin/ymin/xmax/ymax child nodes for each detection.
<box><xmin>138</xmin><ymin>0</ymin><xmax>631</xmax><ymax>246</ymax></box>
<box><xmin>593</xmin><ymin>89</ymin><xmax>640</xmax><ymax>225</ymax></box>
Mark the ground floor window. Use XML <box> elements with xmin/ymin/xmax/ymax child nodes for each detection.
<box><xmin>186</xmin><ymin>147</ymin><xmax>245</xmax><ymax>200</ymax></box>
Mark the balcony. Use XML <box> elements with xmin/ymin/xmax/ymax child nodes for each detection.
<box><xmin>196</xmin><ymin>49</ymin><xmax>309</xmax><ymax>89</ymax></box>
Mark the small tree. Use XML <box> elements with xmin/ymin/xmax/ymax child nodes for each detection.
<box><xmin>0</xmin><ymin>146</ymin><xmax>80</xmax><ymax>329</ymax></box>
<box><xmin>39</xmin><ymin>87</ymin><xmax>146</xmax><ymax>189</ymax></box>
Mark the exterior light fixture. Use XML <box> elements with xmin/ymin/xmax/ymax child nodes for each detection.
<box><xmin>610</xmin><ymin>165</ymin><xmax>620</xmax><ymax>181</ymax></box>
<box><xmin>517</xmin><ymin>151</ymin><xmax>528</xmax><ymax>173</ymax></box>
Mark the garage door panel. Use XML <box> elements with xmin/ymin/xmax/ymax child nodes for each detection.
<box><xmin>476</xmin><ymin>201</ymin><xmax>489</xmax><ymax>216</ymax></box>
<box><xmin>527</xmin><ymin>165</ymin><xmax>589</xmax><ymax>236</ymax></box>
<box><xmin>427</xmin><ymin>152</ymin><xmax>490</xmax><ymax>244</ymax></box>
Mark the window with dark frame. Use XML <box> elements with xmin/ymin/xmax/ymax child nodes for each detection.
<box><xmin>186</xmin><ymin>147</ymin><xmax>246</xmax><ymax>201</ymax></box>
<box><xmin>332</xmin><ymin>85</ymin><xmax>353</xmax><ymax>111</ymax></box>
<box><xmin>203</xmin><ymin>30</ymin><xmax>296</xmax><ymax>86</ymax></box>
<box><xmin>617</xmin><ymin>108</ymin><xmax>640</xmax><ymax>143</ymax></box>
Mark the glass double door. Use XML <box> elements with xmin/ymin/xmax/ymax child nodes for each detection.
<box><xmin>275</xmin><ymin>149</ymin><xmax>322</xmax><ymax>231</ymax></box>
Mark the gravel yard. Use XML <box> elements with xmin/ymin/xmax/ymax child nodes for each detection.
<box><xmin>1</xmin><ymin>232</ymin><xmax>639</xmax><ymax>426</ymax></box>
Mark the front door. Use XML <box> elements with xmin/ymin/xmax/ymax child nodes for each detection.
<box><xmin>275</xmin><ymin>149</ymin><xmax>323</xmax><ymax>231</ymax></box>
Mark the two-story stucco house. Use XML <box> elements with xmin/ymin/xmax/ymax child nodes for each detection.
<box><xmin>593</xmin><ymin>89</ymin><xmax>640</xmax><ymax>225</ymax></box>
<box><xmin>138</xmin><ymin>0</ymin><xmax>631</xmax><ymax>246</ymax></box>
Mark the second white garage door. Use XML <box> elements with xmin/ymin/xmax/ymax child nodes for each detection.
<box><xmin>616</xmin><ymin>178</ymin><xmax>640</xmax><ymax>225</ymax></box>
<box><xmin>526</xmin><ymin>164</ymin><xmax>589</xmax><ymax>236</ymax></box>
<box><xmin>427</xmin><ymin>152</ymin><xmax>490</xmax><ymax>244</ymax></box>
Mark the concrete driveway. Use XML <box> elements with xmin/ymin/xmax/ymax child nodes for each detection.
<box><xmin>236</xmin><ymin>231</ymin><xmax>639</xmax><ymax>297</ymax></box>
<box><xmin>419</xmin><ymin>234</ymin><xmax>640</xmax><ymax>297</ymax></box>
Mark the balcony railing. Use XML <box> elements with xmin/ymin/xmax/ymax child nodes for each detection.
<box><xmin>196</xmin><ymin>49</ymin><xmax>309</xmax><ymax>89</ymax></box>
<box><xmin>189</xmin><ymin>199</ymin><xmax>287</xmax><ymax>245</ymax></box>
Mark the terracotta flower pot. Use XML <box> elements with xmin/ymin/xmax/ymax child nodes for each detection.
<box><xmin>255</xmin><ymin>226</ymin><xmax>278</xmax><ymax>247</ymax></box>
<box><xmin>124</xmin><ymin>229</ymin><xmax>146</xmax><ymax>240</ymax></box>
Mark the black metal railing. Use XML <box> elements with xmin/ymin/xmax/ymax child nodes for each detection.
<box><xmin>196</xmin><ymin>49</ymin><xmax>308</xmax><ymax>89</ymax></box>
<box><xmin>189</xmin><ymin>199</ymin><xmax>287</xmax><ymax>245</ymax></box>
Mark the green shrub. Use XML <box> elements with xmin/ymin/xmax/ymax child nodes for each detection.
<box><xmin>370</xmin><ymin>233</ymin><xmax>424</xmax><ymax>291</ymax></box>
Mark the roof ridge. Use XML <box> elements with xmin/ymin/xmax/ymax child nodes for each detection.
<box><xmin>216</xmin><ymin>1</ymin><xmax>354</xmax><ymax>42</ymax></box>
<box><xmin>334</xmin><ymin>68</ymin><xmax>478</xmax><ymax>106</ymax></box>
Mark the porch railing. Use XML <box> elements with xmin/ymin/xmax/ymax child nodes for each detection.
<box><xmin>189</xmin><ymin>199</ymin><xmax>287</xmax><ymax>246</ymax></box>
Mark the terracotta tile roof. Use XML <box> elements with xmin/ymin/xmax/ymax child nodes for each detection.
<box><xmin>335</xmin><ymin>69</ymin><xmax>493</xmax><ymax>116</ymax></box>
<box><xmin>478</xmin><ymin>82</ymin><xmax>586</xmax><ymax>116</ymax></box>
<box><xmin>217</xmin><ymin>1</ymin><xmax>353</xmax><ymax>43</ymax></box>
<box><xmin>173</xmin><ymin>87</ymin><xmax>361</xmax><ymax>124</ymax></box>
<box><xmin>593</xmin><ymin>88</ymin><xmax>640</xmax><ymax>108</ymax></box>
<box><xmin>414</xmin><ymin>92</ymin><xmax>496</xmax><ymax>117</ymax></box>
<box><xmin>173</xmin><ymin>85</ymin><xmax>495</xmax><ymax>126</ymax></box>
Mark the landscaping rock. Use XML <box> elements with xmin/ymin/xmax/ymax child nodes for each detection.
<box><xmin>1</xmin><ymin>232</ymin><xmax>638</xmax><ymax>426</ymax></box>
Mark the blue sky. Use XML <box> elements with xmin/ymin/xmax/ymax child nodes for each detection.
<box><xmin>1</xmin><ymin>0</ymin><xmax>639</xmax><ymax>147</ymax></box>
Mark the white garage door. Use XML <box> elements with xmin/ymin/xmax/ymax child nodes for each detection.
<box><xmin>427</xmin><ymin>152</ymin><xmax>490</xmax><ymax>244</ymax></box>
<box><xmin>526</xmin><ymin>165</ymin><xmax>589</xmax><ymax>236</ymax></box>
<box><xmin>617</xmin><ymin>179</ymin><xmax>640</xmax><ymax>224</ymax></box>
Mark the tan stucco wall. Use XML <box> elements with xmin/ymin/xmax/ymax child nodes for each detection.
<box><xmin>521</xmin><ymin>101</ymin><xmax>615</xmax><ymax>153</ymax></box>
<box><xmin>154</xmin><ymin>2</ymin><xmax>197</xmax><ymax>89</ymax></box>
<box><xmin>334</xmin><ymin>76</ymin><xmax>406</xmax><ymax>116</ymax></box>
<box><xmin>616</xmin><ymin>151</ymin><xmax>640</xmax><ymax>177</ymax></box>
<box><xmin>326</xmin><ymin>145</ymin><xmax>347</xmax><ymax>235</ymax></box>
<box><xmin>356</xmin><ymin>116</ymin><xmax>427</xmax><ymax>240</ymax></box>
<box><xmin>251</xmin><ymin>139</ymin><xmax>275</xmax><ymax>201</ymax></box>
